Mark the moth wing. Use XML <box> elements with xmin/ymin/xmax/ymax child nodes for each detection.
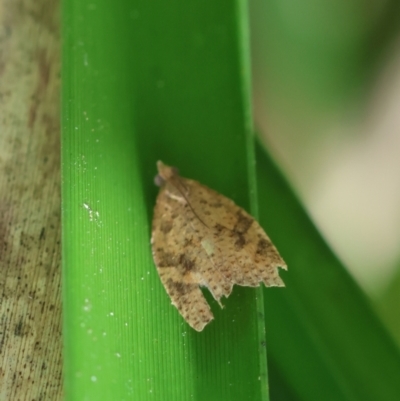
<box><xmin>152</xmin><ymin>173</ymin><xmax>287</xmax><ymax>331</ymax></box>
<box><xmin>152</xmin><ymin>187</ymin><xmax>215</xmax><ymax>331</ymax></box>
<box><xmin>184</xmin><ymin>179</ymin><xmax>287</xmax><ymax>289</ymax></box>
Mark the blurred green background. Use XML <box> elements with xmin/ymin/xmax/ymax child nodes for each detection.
<box><xmin>250</xmin><ymin>0</ymin><xmax>400</xmax><ymax>346</ymax></box>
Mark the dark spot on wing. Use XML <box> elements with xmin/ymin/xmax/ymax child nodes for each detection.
<box><xmin>183</xmin><ymin>237</ymin><xmax>193</xmax><ymax>247</ymax></box>
<box><xmin>156</xmin><ymin>250</ymin><xmax>176</xmax><ymax>267</ymax></box>
<box><xmin>256</xmin><ymin>238</ymin><xmax>271</xmax><ymax>256</ymax></box>
<box><xmin>234</xmin><ymin>211</ymin><xmax>253</xmax><ymax>234</ymax></box>
<box><xmin>234</xmin><ymin>233</ymin><xmax>246</xmax><ymax>250</ymax></box>
<box><xmin>178</xmin><ymin>253</ymin><xmax>196</xmax><ymax>273</ymax></box>
<box><xmin>166</xmin><ymin>279</ymin><xmax>196</xmax><ymax>297</ymax></box>
<box><xmin>160</xmin><ymin>220</ymin><xmax>173</xmax><ymax>234</ymax></box>
<box><xmin>214</xmin><ymin>223</ymin><xmax>224</xmax><ymax>233</ymax></box>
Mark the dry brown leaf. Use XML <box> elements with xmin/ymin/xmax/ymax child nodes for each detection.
<box><xmin>151</xmin><ymin>161</ymin><xmax>287</xmax><ymax>331</ymax></box>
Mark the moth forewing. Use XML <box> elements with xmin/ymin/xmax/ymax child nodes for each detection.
<box><xmin>151</xmin><ymin>161</ymin><xmax>287</xmax><ymax>331</ymax></box>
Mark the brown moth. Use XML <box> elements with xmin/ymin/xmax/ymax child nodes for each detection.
<box><xmin>151</xmin><ymin>161</ymin><xmax>287</xmax><ymax>331</ymax></box>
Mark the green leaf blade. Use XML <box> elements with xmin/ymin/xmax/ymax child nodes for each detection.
<box><xmin>256</xmin><ymin>142</ymin><xmax>400</xmax><ymax>401</ymax></box>
<box><xmin>62</xmin><ymin>1</ymin><xmax>268</xmax><ymax>400</ymax></box>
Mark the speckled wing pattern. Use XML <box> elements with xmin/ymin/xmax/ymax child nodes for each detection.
<box><xmin>151</xmin><ymin>161</ymin><xmax>287</xmax><ymax>331</ymax></box>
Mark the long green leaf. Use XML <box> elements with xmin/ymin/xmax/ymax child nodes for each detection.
<box><xmin>256</xmin><ymin>142</ymin><xmax>400</xmax><ymax>400</ymax></box>
<box><xmin>62</xmin><ymin>0</ymin><xmax>269</xmax><ymax>400</ymax></box>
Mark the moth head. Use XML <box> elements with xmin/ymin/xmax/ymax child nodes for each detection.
<box><xmin>154</xmin><ymin>161</ymin><xmax>179</xmax><ymax>187</ymax></box>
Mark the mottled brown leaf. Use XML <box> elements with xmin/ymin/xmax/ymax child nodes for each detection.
<box><xmin>151</xmin><ymin>161</ymin><xmax>287</xmax><ymax>331</ymax></box>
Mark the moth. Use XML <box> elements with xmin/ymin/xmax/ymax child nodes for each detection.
<box><xmin>151</xmin><ymin>161</ymin><xmax>287</xmax><ymax>331</ymax></box>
